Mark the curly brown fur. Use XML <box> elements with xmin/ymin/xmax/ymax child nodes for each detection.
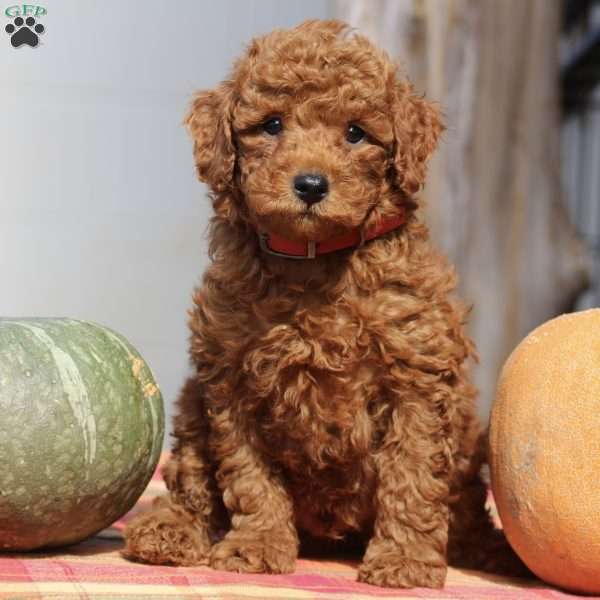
<box><xmin>123</xmin><ymin>20</ymin><xmax>527</xmax><ymax>588</ymax></box>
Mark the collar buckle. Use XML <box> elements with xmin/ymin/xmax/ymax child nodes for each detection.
<box><xmin>259</xmin><ymin>233</ymin><xmax>317</xmax><ymax>259</ymax></box>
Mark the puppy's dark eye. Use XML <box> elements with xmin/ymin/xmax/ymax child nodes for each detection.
<box><xmin>346</xmin><ymin>124</ymin><xmax>366</xmax><ymax>144</ymax></box>
<box><xmin>263</xmin><ymin>117</ymin><xmax>283</xmax><ymax>136</ymax></box>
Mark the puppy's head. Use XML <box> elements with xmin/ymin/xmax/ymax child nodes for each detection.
<box><xmin>186</xmin><ymin>20</ymin><xmax>443</xmax><ymax>241</ymax></box>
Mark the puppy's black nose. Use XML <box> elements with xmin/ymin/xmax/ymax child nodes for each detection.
<box><xmin>293</xmin><ymin>173</ymin><xmax>329</xmax><ymax>205</ymax></box>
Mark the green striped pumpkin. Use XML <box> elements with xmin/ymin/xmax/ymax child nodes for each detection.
<box><xmin>0</xmin><ymin>318</ymin><xmax>164</xmax><ymax>551</ymax></box>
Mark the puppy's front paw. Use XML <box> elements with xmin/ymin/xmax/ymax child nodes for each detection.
<box><xmin>358</xmin><ymin>554</ymin><xmax>447</xmax><ymax>588</ymax></box>
<box><xmin>210</xmin><ymin>530</ymin><xmax>297</xmax><ymax>574</ymax></box>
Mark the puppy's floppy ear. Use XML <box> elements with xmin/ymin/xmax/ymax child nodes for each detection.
<box><xmin>391</xmin><ymin>81</ymin><xmax>444</xmax><ymax>198</ymax></box>
<box><xmin>185</xmin><ymin>84</ymin><xmax>236</xmax><ymax>193</ymax></box>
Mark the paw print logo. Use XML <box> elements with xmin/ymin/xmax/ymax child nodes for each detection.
<box><xmin>5</xmin><ymin>16</ymin><xmax>45</xmax><ymax>48</ymax></box>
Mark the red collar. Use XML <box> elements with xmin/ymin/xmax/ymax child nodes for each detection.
<box><xmin>257</xmin><ymin>210</ymin><xmax>407</xmax><ymax>259</ymax></box>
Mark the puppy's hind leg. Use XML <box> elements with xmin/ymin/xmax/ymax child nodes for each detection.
<box><xmin>123</xmin><ymin>378</ymin><xmax>225</xmax><ymax>566</ymax></box>
<box><xmin>447</xmin><ymin>435</ymin><xmax>530</xmax><ymax>578</ymax></box>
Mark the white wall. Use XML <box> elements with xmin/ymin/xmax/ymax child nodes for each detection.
<box><xmin>0</xmin><ymin>0</ymin><xmax>330</xmax><ymax>434</ymax></box>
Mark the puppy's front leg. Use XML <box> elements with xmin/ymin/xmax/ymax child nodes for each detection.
<box><xmin>209</xmin><ymin>409</ymin><xmax>299</xmax><ymax>574</ymax></box>
<box><xmin>358</xmin><ymin>393</ymin><xmax>452</xmax><ymax>588</ymax></box>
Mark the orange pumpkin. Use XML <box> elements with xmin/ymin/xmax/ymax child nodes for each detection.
<box><xmin>489</xmin><ymin>309</ymin><xmax>600</xmax><ymax>594</ymax></box>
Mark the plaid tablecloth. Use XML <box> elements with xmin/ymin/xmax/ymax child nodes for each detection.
<box><xmin>0</xmin><ymin>455</ymin><xmax>592</xmax><ymax>599</ymax></box>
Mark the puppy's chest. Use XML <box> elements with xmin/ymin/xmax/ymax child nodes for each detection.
<box><xmin>243</xmin><ymin>298</ymin><xmax>390</xmax><ymax>470</ymax></box>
